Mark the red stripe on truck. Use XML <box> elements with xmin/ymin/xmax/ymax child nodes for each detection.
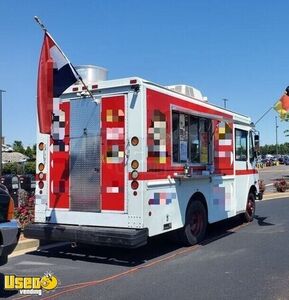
<box><xmin>235</xmin><ymin>169</ymin><xmax>258</xmax><ymax>175</ymax></box>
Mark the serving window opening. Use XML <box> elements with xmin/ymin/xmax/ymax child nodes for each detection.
<box><xmin>172</xmin><ymin>111</ymin><xmax>212</xmax><ymax>164</ymax></box>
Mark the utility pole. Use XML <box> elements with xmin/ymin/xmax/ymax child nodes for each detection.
<box><xmin>0</xmin><ymin>90</ymin><xmax>5</xmax><ymax>176</ymax></box>
<box><xmin>275</xmin><ymin>116</ymin><xmax>278</xmax><ymax>155</ymax></box>
<box><xmin>223</xmin><ymin>98</ymin><xmax>228</xmax><ymax>109</ymax></box>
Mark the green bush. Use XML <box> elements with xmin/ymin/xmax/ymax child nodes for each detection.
<box><xmin>14</xmin><ymin>190</ymin><xmax>35</xmax><ymax>229</ymax></box>
<box><xmin>2</xmin><ymin>162</ymin><xmax>35</xmax><ymax>175</ymax></box>
<box><xmin>274</xmin><ymin>179</ymin><xmax>287</xmax><ymax>192</ymax></box>
<box><xmin>2</xmin><ymin>163</ymin><xmax>18</xmax><ymax>175</ymax></box>
<box><xmin>24</xmin><ymin>161</ymin><xmax>36</xmax><ymax>174</ymax></box>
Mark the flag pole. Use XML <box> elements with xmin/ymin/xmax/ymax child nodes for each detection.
<box><xmin>34</xmin><ymin>16</ymin><xmax>47</xmax><ymax>32</ymax></box>
<box><xmin>34</xmin><ymin>16</ymin><xmax>98</xmax><ymax>103</ymax></box>
<box><xmin>254</xmin><ymin>106</ymin><xmax>273</xmax><ymax>126</ymax></box>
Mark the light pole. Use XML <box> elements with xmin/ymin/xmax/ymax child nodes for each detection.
<box><xmin>0</xmin><ymin>90</ymin><xmax>5</xmax><ymax>175</ymax></box>
<box><xmin>223</xmin><ymin>98</ymin><xmax>228</xmax><ymax>109</ymax></box>
<box><xmin>275</xmin><ymin>116</ymin><xmax>278</xmax><ymax>155</ymax></box>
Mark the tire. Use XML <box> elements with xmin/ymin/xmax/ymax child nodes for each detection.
<box><xmin>243</xmin><ymin>192</ymin><xmax>255</xmax><ymax>222</ymax></box>
<box><xmin>0</xmin><ymin>254</ymin><xmax>8</xmax><ymax>266</ymax></box>
<box><xmin>180</xmin><ymin>200</ymin><xmax>207</xmax><ymax>246</ymax></box>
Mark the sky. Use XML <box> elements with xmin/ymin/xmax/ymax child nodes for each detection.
<box><xmin>0</xmin><ymin>0</ymin><xmax>288</xmax><ymax>147</ymax></box>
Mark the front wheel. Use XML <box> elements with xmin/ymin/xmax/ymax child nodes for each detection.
<box><xmin>243</xmin><ymin>192</ymin><xmax>255</xmax><ymax>222</ymax></box>
<box><xmin>180</xmin><ymin>200</ymin><xmax>207</xmax><ymax>246</ymax></box>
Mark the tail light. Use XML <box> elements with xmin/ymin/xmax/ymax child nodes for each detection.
<box><xmin>38</xmin><ymin>163</ymin><xmax>45</xmax><ymax>172</ymax></box>
<box><xmin>38</xmin><ymin>142</ymin><xmax>45</xmax><ymax>151</ymax></box>
<box><xmin>131</xmin><ymin>136</ymin><xmax>139</xmax><ymax>146</ymax></box>
<box><xmin>7</xmin><ymin>198</ymin><xmax>14</xmax><ymax>221</ymax></box>
<box><xmin>131</xmin><ymin>170</ymin><xmax>139</xmax><ymax>179</ymax></box>
<box><xmin>38</xmin><ymin>181</ymin><xmax>44</xmax><ymax>189</ymax></box>
<box><xmin>131</xmin><ymin>160</ymin><xmax>139</xmax><ymax>169</ymax></box>
<box><xmin>131</xmin><ymin>180</ymin><xmax>139</xmax><ymax>190</ymax></box>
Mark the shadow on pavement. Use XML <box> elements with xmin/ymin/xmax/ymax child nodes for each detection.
<box><xmin>24</xmin><ymin>216</ymin><xmax>249</xmax><ymax>267</ymax></box>
<box><xmin>254</xmin><ymin>215</ymin><xmax>275</xmax><ymax>226</ymax></box>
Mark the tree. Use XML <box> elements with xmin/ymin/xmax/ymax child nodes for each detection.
<box><xmin>32</xmin><ymin>144</ymin><xmax>36</xmax><ymax>155</ymax></box>
<box><xmin>2</xmin><ymin>163</ymin><xmax>18</xmax><ymax>175</ymax></box>
<box><xmin>24</xmin><ymin>146</ymin><xmax>34</xmax><ymax>159</ymax></box>
<box><xmin>260</xmin><ymin>142</ymin><xmax>289</xmax><ymax>155</ymax></box>
<box><xmin>13</xmin><ymin>140</ymin><xmax>25</xmax><ymax>154</ymax></box>
<box><xmin>11</xmin><ymin>141</ymin><xmax>36</xmax><ymax>159</ymax></box>
<box><xmin>24</xmin><ymin>161</ymin><xmax>36</xmax><ymax>174</ymax></box>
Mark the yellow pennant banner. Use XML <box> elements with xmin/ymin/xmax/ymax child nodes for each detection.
<box><xmin>274</xmin><ymin>90</ymin><xmax>289</xmax><ymax>121</ymax></box>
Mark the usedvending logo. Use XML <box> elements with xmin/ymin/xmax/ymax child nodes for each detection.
<box><xmin>4</xmin><ymin>272</ymin><xmax>58</xmax><ymax>296</ymax></box>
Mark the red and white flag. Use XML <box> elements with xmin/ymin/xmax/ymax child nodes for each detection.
<box><xmin>37</xmin><ymin>33</ymin><xmax>78</xmax><ymax>134</ymax></box>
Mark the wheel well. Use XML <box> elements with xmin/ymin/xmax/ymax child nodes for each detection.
<box><xmin>186</xmin><ymin>192</ymin><xmax>208</xmax><ymax>220</ymax></box>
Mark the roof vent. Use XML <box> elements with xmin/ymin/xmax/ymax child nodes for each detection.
<box><xmin>167</xmin><ymin>84</ymin><xmax>208</xmax><ymax>102</ymax></box>
<box><xmin>75</xmin><ymin>65</ymin><xmax>108</xmax><ymax>84</ymax></box>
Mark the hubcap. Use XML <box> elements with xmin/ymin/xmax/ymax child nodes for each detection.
<box><xmin>247</xmin><ymin>198</ymin><xmax>255</xmax><ymax>216</ymax></box>
<box><xmin>190</xmin><ymin>212</ymin><xmax>203</xmax><ymax>235</ymax></box>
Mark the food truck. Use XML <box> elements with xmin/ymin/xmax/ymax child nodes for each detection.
<box><xmin>25</xmin><ymin>66</ymin><xmax>260</xmax><ymax>248</ymax></box>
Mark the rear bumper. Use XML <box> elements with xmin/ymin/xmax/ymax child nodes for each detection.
<box><xmin>24</xmin><ymin>223</ymin><xmax>148</xmax><ymax>248</ymax></box>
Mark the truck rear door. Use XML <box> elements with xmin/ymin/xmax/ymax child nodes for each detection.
<box><xmin>49</xmin><ymin>94</ymin><xmax>127</xmax><ymax>214</ymax></box>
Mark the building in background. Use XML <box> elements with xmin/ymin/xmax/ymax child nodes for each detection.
<box><xmin>1</xmin><ymin>137</ymin><xmax>29</xmax><ymax>164</ymax></box>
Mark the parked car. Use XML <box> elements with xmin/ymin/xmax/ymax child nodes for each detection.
<box><xmin>271</xmin><ymin>157</ymin><xmax>279</xmax><ymax>166</ymax></box>
<box><xmin>262</xmin><ymin>158</ymin><xmax>272</xmax><ymax>167</ymax></box>
<box><xmin>278</xmin><ymin>157</ymin><xmax>285</xmax><ymax>164</ymax></box>
<box><xmin>0</xmin><ymin>184</ymin><xmax>20</xmax><ymax>265</ymax></box>
<box><xmin>284</xmin><ymin>157</ymin><xmax>289</xmax><ymax>165</ymax></box>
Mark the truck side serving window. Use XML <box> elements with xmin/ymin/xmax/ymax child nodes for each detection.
<box><xmin>172</xmin><ymin>111</ymin><xmax>211</xmax><ymax>164</ymax></box>
<box><xmin>235</xmin><ymin>129</ymin><xmax>248</xmax><ymax>161</ymax></box>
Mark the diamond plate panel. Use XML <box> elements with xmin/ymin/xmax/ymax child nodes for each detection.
<box><xmin>70</xmin><ymin>99</ymin><xmax>101</xmax><ymax>212</ymax></box>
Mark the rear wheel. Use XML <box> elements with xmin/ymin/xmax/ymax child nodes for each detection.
<box><xmin>244</xmin><ymin>192</ymin><xmax>255</xmax><ymax>222</ymax></box>
<box><xmin>181</xmin><ymin>200</ymin><xmax>207</xmax><ymax>246</ymax></box>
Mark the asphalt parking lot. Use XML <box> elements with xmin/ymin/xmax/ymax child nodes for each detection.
<box><xmin>1</xmin><ymin>165</ymin><xmax>288</xmax><ymax>299</ymax></box>
<box><xmin>1</xmin><ymin>195</ymin><xmax>289</xmax><ymax>300</ymax></box>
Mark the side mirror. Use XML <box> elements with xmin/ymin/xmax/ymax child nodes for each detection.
<box><xmin>254</xmin><ymin>134</ymin><xmax>260</xmax><ymax>153</ymax></box>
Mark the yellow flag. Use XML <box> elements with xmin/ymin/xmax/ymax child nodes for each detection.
<box><xmin>274</xmin><ymin>94</ymin><xmax>289</xmax><ymax>121</ymax></box>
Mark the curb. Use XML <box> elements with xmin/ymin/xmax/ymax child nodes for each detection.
<box><xmin>11</xmin><ymin>238</ymin><xmax>67</xmax><ymax>258</ymax></box>
<box><xmin>263</xmin><ymin>192</ymin><xmax>289</xmax><ymax>200</ymax></box>
<box><xmin>14</xmin><ymin>238</ymin><xmax>39</xmax><ymax>252</ymax></box>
